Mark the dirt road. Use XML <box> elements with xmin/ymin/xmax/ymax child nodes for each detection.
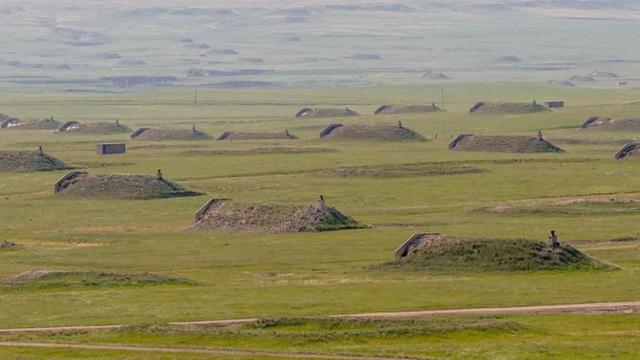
<box><xmin>1</xmin><ymin>300</ymin><xmax>638</xmax><ymax>335</ymax></box>
<box><xmin>0</xmin><ymin>341</ymin><xmax>412</xmax><ymax>359</ymax></box>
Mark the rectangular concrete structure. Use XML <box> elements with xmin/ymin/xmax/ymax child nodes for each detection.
<box><xmin>96</xmin><ymin>143</ymin><xmax>126</xmax><ymax>155</ymax></box>
<box><xmin>54</xmin><ymin>171</ymin><xmax>87</xmax><ymax>194</ymax></box>
<box><xmin>544</xmin><ymin>101</ymin><xmax>564</xmax><ymax>109</ymax></box>
<box><xmin>194</xmin><ymin>198</ymin><xmax>228</xmax><ymax>222</ymax></box>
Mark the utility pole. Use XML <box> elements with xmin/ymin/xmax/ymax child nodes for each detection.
<box><xmin>441</xmin><ymin>88</ymin><xmax>445</xmax><ymax>106</ymax></box>
<box><xmin>194</xmin><ymin>86</ymin><xmax>198</xmax><ymax>107</ymax></box>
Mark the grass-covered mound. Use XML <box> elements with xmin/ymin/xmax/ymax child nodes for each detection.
<box><xmin>124</xmin><ymin>316</ymin><xmax>523</xmax><ymax>343</ymax></box>
<box><xmin>181</xmin><ymin>147</ymin><xmax>336</xmax><ymax>156</ymax></box>
<box><xmin>374</xmin><ymin>104</ymin><xmax>442</xmax><ymax>115</ymax></box>
<box><xmin>295</xmin><ymin>107</ymin><xmax>359</xmax><ymax>118</ymax></box>
<box><xmin>324</xmin><ymin>162</ymin><xmax>484</xmax><ymax>177</ymax></box>
<box><xmin>1</xmin><ymin>117</ymin><xmax>61</xmax><ymax>130</ymax></box>
<box><xmin>0</xmin><ymin>151</ymin><xmax>71</xmax><ymax>171</ymax></box>
<box><xmin>469</xmin><ymin>101</ymin><xmax>549</xmax><ymax>115</ymax></box>
<box><xmin>58</xmin><ymin>120</ymin><xmax>130</xmax><ymax>134</ymax></box>
<box><xmin>189</xmin><ymin>199</ymin><xmax>363</xmax><ymax>233</ymax></box>
<box><xmin>55</xmin><ymin>172</ymin><xmax>202</xmax><ymax>199</ymax></box>
<box><xmin>391</xmin><ymin>235</ymin><xmax>609</xmax><ymax>272</ymax></box>
<box><xmin>581</xmin><ymin>117</ymin><xmax>640</xmax><ymax>131</ymax></box>
<box><xmin>131</xmin><ymin>127</ymin><xmax>212</xmax><ymax>141</ymax></box>
<box><xmin>217</xmin><ymin>130</ymin><xmax>298</xmax><ymax>140</ymax></box>
<box><xmin>448</xmin><ymin>134</ymin><xmax>564</xmax><ymax>153</ymax></box>
<box><xmin>319</xmin><ymin>123</ymin><xmax>426</xmax><ymax>141</ymax></box>
<box><xmin>615</xmin><ymin>143</ymin><xmax>640</xmax><ymax>159</ymax></box>
<box><xmin>1</xmin><ymin>270</ymin><xmax>195</xmax><ymax>289</ymax></box>
<box><xmin>0</xmin><ymin>240</ymin><xmax>17</xmax><ymax>249</ymax></box>
<box><xmin>547</xmin><ymin>79</ymin><xmax>575</xmax><ymax>87</ymax></box>
<box><xmin>476</xmin><ymin>198</ymin><xmax>640</xmax><ymax>216</ymax></box>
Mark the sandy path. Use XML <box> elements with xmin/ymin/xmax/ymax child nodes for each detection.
<box><xmin>1</xmin><ymin>300</ymin><xmax>638</xmax><ymax>335</ymax></box>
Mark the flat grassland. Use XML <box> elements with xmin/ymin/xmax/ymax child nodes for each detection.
<box><xmin>1</xmin><ymin>83</ymin><xmax>639</xmax><ymax>358</ymax></box>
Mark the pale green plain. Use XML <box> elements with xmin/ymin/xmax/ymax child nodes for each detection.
<box><xmin>0</xmin><ymin>82</ymin><xmax>639</xmax><ymax>358</ymax></box>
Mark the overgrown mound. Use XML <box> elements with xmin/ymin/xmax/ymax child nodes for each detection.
<box><xmin>0</xmin><ymin>240</ymin><xmax>16</xmax><ymax>249</ymax></box>
<box><xmin>1</xmin><ymin>116</ymin><xmax>61</xmax><ymax>130</ymax></box>
<box><xmin>131</xmin><ymin>127</ymin><xmax>212</xmax><ymax>141</ymax></box>
<box><xmin>391</xmin><ymin>234</ymin><xmax>609</xmax><ymax>272</ymax></box>
<box><xmin>374</xmin><ymin>104</ymin><xmax>441</xmax><ymax>115</ymax></box>
<box><xmin>319</xmin><ymin>123</ymin><xmax>426</xmax><ymax>141</ymax></box>
<box><xmin>569</xmin><ymin>75</ymin><xmax>596</xmax><ymax>82</ymax></box>
<box><xmin>547</xmin><ymin>79</ymin><xmax>575</xmax><ymax>87</ymax></box>
<box><xmin>1</xmin><ymin>270</ymin><xmax>195</xmax><ymax>288</ymax></box>
<box><xmin>615</xmin><ymin>143</ymin><xmax>640</xmax><ymax>159</ymax></box>
<box><xmin>469</xmin><ymin>101</ymin><xmax>548</xmax><ymax>115</ymax></box>
<box><xmin>581</xmin><ymin>117</ymin><xmax>640</xmax><ymax>131</ymax></box>
<box><xmin>422</xmin><ymin>70</ymin><xmax>449</xmax><ymax>80</ymax></box>
<box><xmin>217</xmin><ymin>130</ymin><xmax>298</xmax><ymax>140</ymax></box>
<box><xmin>323</xmin><ymin>163</ymin><xmax>484</xmax><ymax>177</ymax></box>
<box><xmin>591</xmin><ymin>71</ymin><xmax>618</xmax><ymax>78</ymax></box>
<box><xmin>475</xmin><ymin>198</ymin><xmax>640</xmax><ymax>216</ymax></box>
<box><xmin>448</xmin><ymin>134</ymin><xmax>564</xmax><ymax>153</ymax></box>
<box><xmin>295</xmin><ymin>107</ymin><xmax>360</xmax><ymax>118</ymax></box>
<box><xmin>0</xmin><ymin>151</ymin><xmax>71</xmax><ymax>171</ymax></box>
<box><xmin>189</xmin><ymin>199</ymin><xmax>363</xmax><ymax>233</ymax></box>
<box><xmin>58</xmin><ymin>120</ymin><xmax>130</xmax><ymax>134</ymax></box>
<box><xmin>54</xmin><ymin>172</ymin><xmax>202</xmax><ymax>199</ymax></box>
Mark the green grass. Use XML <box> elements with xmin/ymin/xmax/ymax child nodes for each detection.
<box><xmin>1</xmin><ymin>271</ymin><xmax>196</xmax><ymax>289</ymax></box>
<box><xmin>3</xmin><ymin>313</ymin><xmax>640</xmax><ymax>359</ymax></box>
<box><xmin>323</xmin><ymin>162</ymin><xmax>484</xmax><ymax>177</ymax></box>
<box><xmin>476</xmin><ymin>200</ymin><xmax>640</xmax><ymax>216</ymax></box>
<box><xmin>1</xmin><ymin>82</ymin><xmax>640</xmax><ymax>357</ymax></box>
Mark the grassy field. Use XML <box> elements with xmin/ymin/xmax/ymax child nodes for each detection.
<box><xmin>1</xmin><ymin>82</ymin><xmax>640</xmax><ymax>358</ymax></box>
<box><xmin>1</xmin><ymin>313</ymin><xmax>640</xmax><ymax>359</ymax></box>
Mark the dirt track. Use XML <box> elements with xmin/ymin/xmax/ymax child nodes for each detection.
<box><xmin>1</xmin><ymin>301</ymin><xmax>638</xmax><ymax>335</ymax></box>
<box><xmin>0</xmin><ymin>341</ymin><xmax>408</xmax><ymax>360</ymax></box>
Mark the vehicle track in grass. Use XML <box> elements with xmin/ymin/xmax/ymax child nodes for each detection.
<box><xmin>0</xmin><ymin>341</ymin><xmax>417</xmax><ymax>360</ymax></box>
<box><xmin>1</xmin><ymin>301</ymin><xmax>638</xmax><ymax>335</ymax></box>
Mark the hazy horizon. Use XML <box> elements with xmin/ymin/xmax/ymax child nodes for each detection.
<box><xmin>2</xmin><ymin>0</ymin><xmax>639</xmax><ymax>92</ymax></box>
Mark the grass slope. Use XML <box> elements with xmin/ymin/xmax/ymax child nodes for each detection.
<box><xmin>324</xmin><ymin>162</ymin><xmax>484</xmax><ymax>177</ymax></box>
<box><xmin>1</xmin><ymin>270</ymin><xmax>194</xmax><ymax>288</ymax></box>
